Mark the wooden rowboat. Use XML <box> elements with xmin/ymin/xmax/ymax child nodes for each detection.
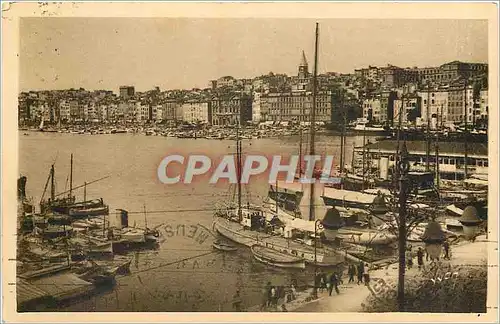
<box><xmin>251</xmin><ymin>245</ymin><xmax>306</xmax><ymax>269</ymax></box>
<box><xmin>69</xmin><ymin>205</ymin><xmax>109</xmax><ymax>218</ymax></box>
<box><xmin>212</xmin><ymin>240</ymin><xmax>238</xmax><ymax>252</ymax></box>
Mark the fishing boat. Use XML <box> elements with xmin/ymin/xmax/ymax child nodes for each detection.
<box><xmin>39</xmin><ymin>155</ymin><xmax>107</xmax><ymax>215</ymax></box>
<box><xmin>109</xmin><ymin>209</ymin><xmax>159</xmax><ymax>252</ymax></box>
<box><xmin>251</xmin><ymin>245</ymin><xmax>306</xmax><ymax>269</ymax></box>
<box><xmin>68</xmin><ymin>205</ymin><xmax>109</xmax><ymax>218</ymax></box>
<box><xmin>34</xmin><ymin>225</ymin><xmax>73</xmax><ymax>239</ymax></box>
<box><xmin>212</xmin><ymin>240</ymin><xmax>238</xmax><ymax>252</ymax></box>
<box><xmin>351</xmin><ymin>118</ymin><xmax>388</xmax><ymax>135</ymax></box>
<box><xmin>94</xmin><ymin>256</ymin><xmax>133</xmax><ymax>275</ymax></box>
<box><xmin>52</xmin><ymin>198</ymin><xmax>105</xmax><ymax>214</ymax></box>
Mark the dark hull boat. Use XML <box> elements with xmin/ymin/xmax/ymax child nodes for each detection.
<box><xmin>212</xmin><ymin>240</ymin><xmax>238</xmax><ymax>252</ymax></box>
<box><xmin>51</xmin><ymin>198</ymin><xmax>104</xmax><ymax>214</ymax></box>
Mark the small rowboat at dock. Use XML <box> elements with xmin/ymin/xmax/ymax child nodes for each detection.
<box><xmin>251</xmin><ymin>245</ymin><xmax>306</xmax><ymax>269</ymax></box>
<box><xmin>212</xmin><ymin>240</ymin><xmax>238</xmax><ymax>252</ymax></box>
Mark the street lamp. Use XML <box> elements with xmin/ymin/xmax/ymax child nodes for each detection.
<box><xmin>396</xmin><ymin>141</ymin><xmax>410</xmax><ymax>312</ymax></box>
<box><xmin>369</xmin><ymin>191</ymin><xmax>390</xmax><ymax>216</ymax></box>
<box><xmin>313</xmin><ymin>219</ymin><xmax>323</xmax><ymax>298</ymax></box>
<box><xmin>320</xmin><ymin>207</ymin><xmax>343</xmax><ymax>241</ymax></box>
<box><xmin>459</xmin><ymin>205</ymin><xmax>483</xmax><ymax>240</ymax></box>
<box><xmin>421</xmin><ymin>220</ymin><xmax>445</xmax><ymax>261</ymax></box>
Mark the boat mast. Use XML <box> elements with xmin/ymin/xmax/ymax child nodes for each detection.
<box><xmin>426</xmin><ymin>83</ymin><xmax>431</xmax><ymax>172</ymax></box>
<box><xmin>50</xmin><ymin>164</ymin><xmax>55</xmax><ymax>202</ymax></box>
<box><xmin>53</xmin><ymin>175</ymin><xmax>110</xmax><ymax>199</ymax></box>
<box><xmin>143</xmin><ymin>204</ymin><xmax>148</xmax><ymax>230</ymax></box>
<box><xmin>362</xmin><ymin>125</ymin><xmax>366</xmax><ymax>190</ymax></box>
<box><xmin>339</xmin><ymin>90</ymin><xmax>345</xmax><ymax>177</ymax></box>
<box><xmin>69</xmin><ymin>153</ymin><xmax>73</xmax><ymax>199</ymax></box>
<box><xmin>308</xmin><ymin>22</ymin><xmax>319</xmax><ymax>222</ymax></box>
<box><xmin>275</xmin><ymin>178</ymin><xmax>279</xmax><ymax>214</ymax></box>
<box><xmin>83</xmin><ymin>182</ymin><xmax>87</xmax><ymax>208</ymax></box>
<box><xmin>40</xmin><ymin>166</ymin><xmax>53</xmax><ymax>206</ymax></box>
<box><xmin>435</xmin><ymin>105</ymin><xmax>440</xmax><ymax>193</ymax></box>
<box><xmin>464</xmin><ymin>79</ymin><xmax>469</xmax><ymax>179</ymax></box>
<box><xmin>298</xmin><ymin>128</ymin><xmax>303</xmax><ymax>176</ymax></box>
<box><xmin>236</xmin><ymin>123</ymin><xmax>242</xmax><ymax>222</ymax></box>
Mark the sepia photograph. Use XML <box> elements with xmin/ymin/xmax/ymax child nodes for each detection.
<box><xmin>2</xmin><ymin>2</ymin><xmax>498</xmax><ymax>322</ymax></box>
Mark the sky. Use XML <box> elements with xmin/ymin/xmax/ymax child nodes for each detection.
<box><xmin>20</xmin><ymin>18</ymin><xmax>488</xmax><ymax>93</ymax></box>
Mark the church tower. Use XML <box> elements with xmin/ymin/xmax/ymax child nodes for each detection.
<box><xmin>298</xmin><ymin>50</ymin><xmax>309</xmax><ymax>80</ymax></box>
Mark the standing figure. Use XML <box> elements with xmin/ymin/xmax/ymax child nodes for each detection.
<box><xmin>406</xmin><ymin>248</ymin><xmax>413</xmax><ymax>269</ymax></box>
<box><xmin>443</xmin><ymin>240</ymin><xmax>450</xmax><ymax>260</ymax></box>
<box><xmin>348</xmin><ymin>264</ymin><xmax>356</xmax><ymax>283</ymax></box>
<box><xmin>417</xmin><ymin>247</ymin><xmax>425</xmax><ymax>270</ymax></box>
<box><xmin>232</xmin><ymin>290</ymin><xmax>242</xmax><ymax>312</ymax></box>
<box><xmin>363</xmin><ymin>264</ymin><xmax>371</xmax><ymax>286</ymax></box>
<box><xmin>266</xmin><ymin>282</ymin><xmax>272</xmax><ymax>307</ymax></box>
<box><xmin>357</xmin><ymin>261</ymin><xmax>365</xmax><ymax>285</ymax></box>
<box><xmin>270</xmin><ymin>286</ymin><xmax>278</xmax><ymax>309</ymax></box>
<box><xmin>329</xmin><ymin>272</ymin><xmax>340</xmax><ymax>295</ymax></box>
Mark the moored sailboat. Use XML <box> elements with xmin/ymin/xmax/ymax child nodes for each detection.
<box><xmin>213</xmin><ymin>23</ymin><xmax>346</xmax><ymax>268</ymax></box>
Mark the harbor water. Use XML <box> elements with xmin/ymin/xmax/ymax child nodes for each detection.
<box><xmin>19</xmin><ymin>131</ymin><xmax>377</xmax><ymax>312</ymax></box>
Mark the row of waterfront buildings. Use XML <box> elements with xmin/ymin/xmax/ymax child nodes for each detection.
<box><xmin>19</xmin><ymin>54</ymin><xmax>488</xmax><ymax>128</ymax></box>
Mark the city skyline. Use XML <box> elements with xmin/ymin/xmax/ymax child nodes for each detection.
<box><xmin>20</xmin><ymin>18</ymin><xmax>488</xmax><ymax>93</ymax></box>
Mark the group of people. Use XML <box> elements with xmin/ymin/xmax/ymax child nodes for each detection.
<box><xmin>315</xmin><ymin>270</ymin><xmax>342</xmax><ymax>296</ymax></box>
<box><xmin>258</xmin><ymin>281</ymin><xmax>297</xmax><ymax>311</ymax></box>
<box><xmin>406</xmin><ymin>241</ymin><xmax>452</xmax><ymax>271</ymax></box>
<box><xmin>347</xmin><ymin>261</ymin><xmax>371</xmax><ymax>286</ymax></box>
<box><xmin>314</xmin><ymin>260</ymin><xmax>372</xmax><ymax>297</ymax></box>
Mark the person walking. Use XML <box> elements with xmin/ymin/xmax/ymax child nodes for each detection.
<box><xmin>328</xmin><ymin>272</ymin><xmax>340</xmax><ymax>295</ymax></box>
<box><xmin>443</xmin><ymin>240</ymin><xmax>450</xmax><ymax>260</ymax></box>
<box><xmin>348</xmin><ymin>264</ymin><xmax>356</xmax><ymax>283</ymax></box>
<box><xmin>319</xmin><ymin>270</ymin><xmax>327</xmax><ymax>293</ymax></box>
<box><xmin>337</xmin><ymin>269</ymin><xmax>344</xmax><ymax>285</ymax></box>
<box><xmin>266</xmin><ymin>282</ymin><xmax>272</xmax><ymax>307</ymax></box>
<box><xmin>363</xmin><ymin>264</ymin><xmax>371</xmax><ymax>287</ymax></box>
<box><xmin>357</xmin><ymin>261</ymin><xmax>365</xmax><ymax>285</ymax></box>
<box><xmin>260</xmin><ymin>282</ymin><xmax>271</xmax><ymax>311</ymax></box>
<box><xmin>417</xmin><ymin>247</ymin><xmax>425</xmax><ymax>270</ymax></box>
<box><xmin>232</xmin><ymin>290</ymin><xmax>242</xmax><ymax>312</ymax></box>
<box><xmin>270</xmin><ymin>286</ymin><xmax>278</xmax><ymax>309</ymax></box>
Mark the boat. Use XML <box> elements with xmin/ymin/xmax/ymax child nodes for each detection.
<box><xmin>251</xmin><ymin>245</ymin><xmax>306</xmax><ymax>269</ymax></box>
<box><xmin>108</xmin><ymin>210</ymin><xmax>159</xmax><ymax>252</ymax></box>
<box><xmin>212</xmin><ymin>240</ymin><xmax>238</xmax><ymax>252</ymax></box>
<box><xmin>34</xmin><ymin>225</ymin><xmax>73</xmax><ymax>239</ymax></box>
<box><xmin>51</xmin><ymin>198</ymin><xmax>104</xmax><ymax>214</ymax></box>
<box><xmin>68</xmin><ymin>205</ymin><xmax>109</xmax><ymax>218</ymax></box>
<box><xmin>351</xmin><ymin>118</ymin><xmax>388</xmax><ymax>135</ymax></box>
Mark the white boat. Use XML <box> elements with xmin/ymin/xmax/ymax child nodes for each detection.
<box><xmin>352</xmin><ymin>118</ymin><xmax>386</xmax><ymax>132</ymax></box>
<box><xmin>251</xmin><ymin>245</ymin><xmax>306</xmax><ymax>269</ymax></box>
<box><xmin>446</xmin><ymin>204</ymin><xmax>464</xmax><ymax>216</ymax></box>
<box><xmin>119</xmin><ymin>227</ymin><xmax>146</xmax><ymax>243</ymax></box>
<box><xmin>336</xmin><ymin>227</ymin><xmax>397</xmax><ymax>245</ymax></box>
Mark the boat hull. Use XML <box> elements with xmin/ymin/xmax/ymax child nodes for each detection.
<box><xmin>69</xmin><ymin>206</ymin><xmax>109</xmax><ymax>218</ymax></box>
<box><xmin>52</xmin><ymin>199</ymin><xmax>104</xmax><ymax>214</ymax></box>
<box><xmin>212</xmin><ymin>242</ymin><xmax>238</xmax><ymax>252</ymax></box>
<box><xmin>213</xmin><ymin>217</ymin><xmax>344</xmax><ymax>267</ymax></box>
<box><xmin>251</xmin><ymin>245</ymin><xmax>306</xmax><ymax>269</ymax></box>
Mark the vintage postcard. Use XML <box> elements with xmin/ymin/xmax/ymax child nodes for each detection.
<box><xmin>1</xmin><ymin>2</ymin><xmax>498</xmax><ymax>322</ymax></box>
